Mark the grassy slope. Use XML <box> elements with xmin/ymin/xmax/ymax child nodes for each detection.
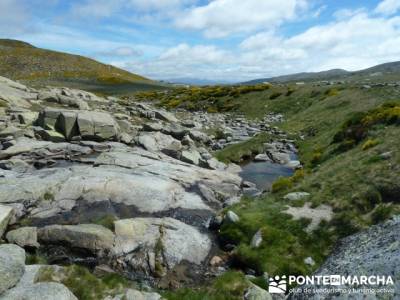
<box><xmin>150</xmin><ymin>82</ymin><xmax>400</xmax><ymax>298</ymax></box>
<box><xmin>0</xmin><ymin>39</ymin><xmax>166</xmax><ymax>93</ymax></box>
<box><xmin>220</xmin><ymin>83</ymin><xmax>400</xmax><ymax>270</ymax></box>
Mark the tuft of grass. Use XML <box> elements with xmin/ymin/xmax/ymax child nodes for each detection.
<box><xmin>218</xmin><ymin>196</ymin><xmax>332</xmax><ymax>276</ymax></box>
<box><xmin>36</xmin><ymin>264</ymin><xmax>135</xmax><ymax>300</ymax></box>
<box><xmin>271</xmin><ymin>177</ymin><xmax>293</xmax><ymax>193</ymax></box>
<box><xmin>163</xmin><ymin>271</ymin><xmax>249</xmax><ymax>300</ymax></box>
<box><xmin>92</xmin><ymin>215</ymin><xmax>117</xmax><ymax>231</ymax></box>
<box><xmin>361</xmin><ymin>139</ymin><xmax>379</xmax><ymax>150</ymax></box>
<box><xmin>214</xmin><ymin>133</ymin><xmax>271</xmax><ymax>163</ymax></box>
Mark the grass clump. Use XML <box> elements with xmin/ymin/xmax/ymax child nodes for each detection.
<box><xmin>92</xmin><ymin>215</ymin><xmax>117</xmax><ymax>231</ymax></box>
<box><xmin>361</xmin><ymin>139</ymin><xmax>379</xmax><ymax>150</ymax></box>
<box><xmin>36</xmin><ymin>264</ymin><xmax>135</xmax><ymax>300</ymax></box>
<box><xmin>218</xmin><ymin>197</ymin><xmax>332</xmax><ymax>276</ymax></box>
<box><xmin>333</xmin><ymin>102</ymin><xmax>400</xmax><ymax>151</ymax></box>
<box><xmin>214</xmin><ymin>133</ymin><xmax>270</xmax><ymax>163</ymax></box>
<box><xmin>163</xmin><ymin>271</ymin><xmax>249</xmax><ymax>300</ymax></box>
<box><xmin>271</xmin><ymin>177</ymin><xmax>293</xmax><ymax>193</ymax></box>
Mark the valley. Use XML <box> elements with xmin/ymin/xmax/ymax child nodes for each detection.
<box><xmin>0</xmin><ymin>41</ymin><xmax>399</xmax><ymax>300</ymax></box>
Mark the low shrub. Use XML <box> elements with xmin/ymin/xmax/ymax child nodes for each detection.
<box><xmin>270</xmin><ymin>92</ymin><xmax>283</xmax><ymax>100</ymax></box>
<box><xmin>361</xmin><ymin>139</ymin><xmax>379</xmax><ymax>150</ymax></box>
<box><xmin>271</xmin><ymin>177</ymin><xmax>293</xmax><ymax>193</ymax></box>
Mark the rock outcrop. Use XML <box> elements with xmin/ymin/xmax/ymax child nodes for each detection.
<box><xmin>288</xmin><ymin>216</ymin><xmax>400</xmax><ymax>299</ymax></box>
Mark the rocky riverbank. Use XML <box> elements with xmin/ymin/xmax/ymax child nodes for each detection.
<box><xmin>0</xmin><ymin>75</ymin><xmax>292</xmax><ymax>298</ymax></box>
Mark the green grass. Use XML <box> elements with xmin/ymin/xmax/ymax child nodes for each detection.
<box><xmin>218</xmin><ymin>196</ymin><xmax>332</xmax><ymax>277</ymax></box>
<box><xmin>188</xmin><ymin>82</ymin><xmax>400</xmax><ymax>278</ymax></box>
<box><xmin>163</xmin><ymin>271</ymin><xmax>249</xmax><ymax>300</ymax></box>
<box><xmin>36</xmin><ymin>264</ymin><xmax>136</xmax><ymax>300</ymax></box>
<box><xmin>214</xmin><ymin>132</ymin><xmax>271</xmax><ymax>163</ymax></box>
<box><xmin>0</xmin><ymin>39</ymin><xmax>167</xmax><ymax>92</ymax></box>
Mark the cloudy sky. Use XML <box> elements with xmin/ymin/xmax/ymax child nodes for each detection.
<box><xmin>1</xmin><ymin>0</ymin><xmax>400</xmax><ymax>82</ymax></box>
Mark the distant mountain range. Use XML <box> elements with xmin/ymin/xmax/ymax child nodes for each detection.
<box><xmin>165</xmin><ymin>78</ymin><xmax>234</xmax><ymax>86</ymax></box>
<box><xmin>0</xmin><ymin>39</ymin><xmax>166</xmax><ymax>93</ymax></box>
<box><xmin>242</xmin><ymin>61</ymin><xmax>400</xmax><ymax>84</ymax></box>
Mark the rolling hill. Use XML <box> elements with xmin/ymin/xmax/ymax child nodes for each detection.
<box><xmin>0</xmin><ymin>39</ymin><xmax>167</xmax><ymax>94</ymax></box>
<box><xmin>243</xmin><ymin>61</ymin><xmax>400</xmax><ymax>84</ymax></box>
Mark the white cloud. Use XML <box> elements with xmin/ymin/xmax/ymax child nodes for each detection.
<box><xmin>0</xmin><ymin>0</ymin><xmax>30</xmax><ymax>35</ymax></box>
<box><xmin>96</xmin><ymin>46</ymin><xmax>143</xmax><ymax>57</ymax></box>
<box><xmin>375</xmin><ymin>0</ymin><xmax>400</xmax><ymax>16</ymax></box>
<box><xmin>119</xmin><ymin>43</ymin><xmax>236</xmax><ymax>80</ymax></box>
<box><xmin>238</xmin><ymin>12</ymin><xmax>400</xmax><ymax>77</ymax></box>
<box><xmin>175</xmin><ymin>0</ymin><xmax>308</xmax><ymax>38</ymax></box>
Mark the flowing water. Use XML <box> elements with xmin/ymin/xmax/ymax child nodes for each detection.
<box><xmin>239</xmin><ymin>155</ymin><xmax>297</xmax><ymax>191</ymax></box>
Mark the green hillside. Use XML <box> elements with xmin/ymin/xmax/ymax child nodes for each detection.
<box><xmin>138</xmin><ymin>80</ymin><xmax>400</xmax><ymax>283</ymax></box>
<box><xmin>0</xmin><ymin>39</ymin><xmax>166</xmax><ymax>93</ymax></box>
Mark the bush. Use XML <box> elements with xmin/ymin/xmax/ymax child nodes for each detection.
<box><xmin>333</xmin><ymin>103</ymin><xmax>400</xmax><ymax>151</ymax></box>
<box><xmin>270</xmin><ymin>92</ymin><xmax>283</xmax><ymax>100</ymax></box>
<box><xmin>371</xmin><ymin>204</ymin><xmax>393</xmax><ymax>224</ymax></box>
<box><xmin>272</xmin><ymin>177</ymin><xmax>293</xmax><ymax>193</ymax></box>
<box><xmin>361</xmin><ymin>139</ymin><xmax>379</xmax><ymax>150</ymax></box>
<box><xmin>325</xmin><ymin>88</ymin><xmax>339</xmax><ymax>97</ymax></box>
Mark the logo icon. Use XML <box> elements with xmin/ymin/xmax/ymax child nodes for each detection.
<box><xmin>268</xmin><ymin>275</ymin><xmax>287</xmax><ymax>294</ymax></box>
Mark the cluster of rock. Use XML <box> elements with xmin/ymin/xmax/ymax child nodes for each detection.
<box><xmin>0</xmin><ymin>76</ymin><xmax>247</xmax><ymax>290</ymax></box>
<box><xmin>254</xmin><ymin>139</ymin><xmax>300</xmax><ymax>169</ymax></box>
<box><xmin>176</xmin><ymin>110</ymin><xmax>285</xmax><ymax>150</ymax></box>
<box><xmin>0</xmin><ymin>243</ymin><xmax>77</xmax><ymax>299</ymax></box>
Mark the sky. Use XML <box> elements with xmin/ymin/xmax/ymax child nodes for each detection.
<box><xmin>0</xmin><ymin>0</ymin><xmax>400</xmax><ymax>82</ymax></box>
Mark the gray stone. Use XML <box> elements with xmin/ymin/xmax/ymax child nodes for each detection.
<box><xmin>283</xmin><ymin>192</ymin><xmax>310</xmax><ymax>201</ymax></box>
<box><xmin>2</xmin><ymin>282</ymin><xmax>78</xmax><ymax>300</ymax></box>
<box><xmin>225</xmin><ymin>210</ymin><xmax>240</xmax><ymax>223</ymax></box>
<box><xmin>0</xmin><ymin>76</ymin><xmax>35</xmax><ymax>108</ymax></box>
<box><xmin>189</xmin><ymin>130</ymin><xmax>211</xmax><ymax>144</ymax></box>
<box><xmin>0</xmin><ymin>205</ymin><xmax>13</xmax><ymax>238</ymax></box>
<box><xmin>0</xmin><ymin>244</ymin><xmax>25</xmax><ymax>294</ymax></box>
<box><xmin>181</xmin><ymin>149</ymin><xmax>202</xmax><ymax>165</ymax></box>
<box><xmin>77</xmin><ymin>111</ymin><xmax>120</xmax><ymax>141</ymax></box>
<box><xmin>38</xmin><ymin>224</ymin><xmax>115</xmax><ymax>254</ymax></box>
<box><xmin>288</xmin><ymin>216</ymin><xmax>400</xmax><ymax>299</ymax></box>
<box><xmin>6</xmin><ymin>227</ymin><xmax>39</xmax><ymax>248</ymax></box>
<box><xmin>113</xmin><ymin>217</ymin><xmax>211</xmax><ymax>273</ymax></box>
<box><xmin>244</xmin><ymin>282</ymin><xmax>272</xmax><ymax>300</ymax></box>
<box><xmin>107</xmin><ymin>289</ymin><xmax>163</xmax><ymax>300</ymax></box>
<box><xmin>250</xmin><ymin>229</ymin><xmax>263</xmax><ymax>248</ymax></box>
<box><xmin>254</xmin><ymin>154</ymin><xmax>271</xmax><ymax>162</ymax></box>
<box><xmin>304</xmin><ymin>256</ymin><xmax>315</xmax><ymax>266</ymax></box>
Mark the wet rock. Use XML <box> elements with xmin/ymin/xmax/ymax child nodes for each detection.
<box><xmin>0</xmin><ymin>204</ymin><xmax>13</xmax><ymax>238</ymax></box>
<box><xmin>254</xmin><ymin>154</ymin><xmax>271</xmax><ymax>162</ymax></box>
<box><xmin>6</xmin><ymin>227</ymin><xmax>40</xmax><ymax>248</ymax></box>
<box><xmin>0</xmin><ymin>244</ymin><xmax>25</xmax><ymax>294</ymax></box>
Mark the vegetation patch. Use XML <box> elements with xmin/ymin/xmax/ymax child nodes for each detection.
<box><xmin>36</xmin><ymin>264</ymin><xmax>136</xmax><ymax>300</ymax></box>
<box><xmin>214</xmin><ymin>133</ymin><xmax>271</xmax><ymax>163</ymax></box>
